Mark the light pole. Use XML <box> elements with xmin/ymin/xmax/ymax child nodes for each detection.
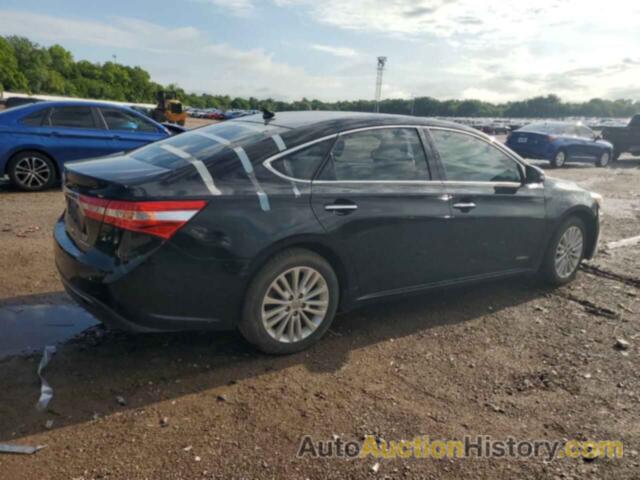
<box><xmin>374</xmin><ymin>56</ymin><xmax>387</xmax><ymax>113</ymax></box>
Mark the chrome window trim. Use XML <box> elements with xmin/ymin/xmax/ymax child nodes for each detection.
<box><xmin>262</xmin><ymin>124</ymin><xmax>529</xmax><ymax>187</ymax></box>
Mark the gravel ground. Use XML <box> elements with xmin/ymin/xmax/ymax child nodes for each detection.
<box><xmin>0</xmin><ymin>143</ymin><xmax>639</xmax><ymax>479</ymax></box>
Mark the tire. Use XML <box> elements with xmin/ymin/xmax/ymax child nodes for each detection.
<box><xmin>550</xmin><ymin>149</ymin><xmax>567</xmax><ymax>168</ymax></box>
<box><xmin>541</xmin><ymin>217</ymin><xmax>586</xmax><ymax>286</ymax></box>
<box><xmin>8</xmin><ymin>151</ymin><xmax>57</xmax><ymax>191</ymax></box>
<box><xmin>612</xmin><ymin>150</ymin><xmax>621</xmax><ymax>162</ymax></box>
<box><xmin>596</xmin><ymin>150</ymin><xmax>611</xmax><ymax>168</ymax></box>
<box><xmin>239</xmin><ymin>248</ymin><xmax>339</xmax><ymax>354</ymax></box>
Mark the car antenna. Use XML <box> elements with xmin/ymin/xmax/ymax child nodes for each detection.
<box><xmin>262</xmin><ymin>108</ymin><xmax>275</xmax><ymax>121</ymax></box>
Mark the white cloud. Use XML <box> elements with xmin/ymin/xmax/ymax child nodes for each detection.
<box><xmin>194</xmin><ymin>0</ymin><xmax>255</xmax><ymax>16</ymax></box>
<box><xmin>311</xmin><ymin>44</ymin><xmax>358</xmax><ymax>58</ymax></box>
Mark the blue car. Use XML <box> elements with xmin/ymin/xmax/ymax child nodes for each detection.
<box><xmin>506</xmin><ymin>121</ymin><xmax>614</xmax><ymax>168</ymax></box>
<box><xmin>0</xmin><ymin>101</ymin><xmax>173</xmax><ymax>191</ymax></box>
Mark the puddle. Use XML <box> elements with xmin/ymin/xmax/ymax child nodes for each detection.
<box><xmin>0</xmin><ymin>304</ymin><xmax>98</xmax><ymax>359</ymax></box>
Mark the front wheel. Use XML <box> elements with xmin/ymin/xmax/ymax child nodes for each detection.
<box><xmin>239</xmin><ymin>249</ymin><xmax>339</xmax><ymax>354</ymax></box>
<box><xmin>596</xmin><ymin>151</ymin><xmax>611</xmax><ymax>168</ymax></box>
<box><xmin>8</xmin><ymin>151</ymin><xmax>57</xmax><ymax>191</ymax></box>
<box><xmin>551</xmin><ymin>149</ymin><xmax>567</xmax><ymax>168</ymax></box>
<box><xmin>541</xmin><ymin>217</ymin><xmax>586</xmax><ymax>285</ymax></box>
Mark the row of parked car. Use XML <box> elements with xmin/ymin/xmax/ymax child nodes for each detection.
<box><xmin>186</xmin><ymin>108</ymin><xmax>260</xmax><ymax>120</ymax></box>
<box><xmin>1</xmin><ymin>99</ymin><xmax>639</xmax><ymax>192</ymax></box>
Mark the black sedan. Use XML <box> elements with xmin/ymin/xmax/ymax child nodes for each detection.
<box><xmin>55</xmin><ymin>112</ymin><xmax>602</xmax><ymax>353</ymax></box>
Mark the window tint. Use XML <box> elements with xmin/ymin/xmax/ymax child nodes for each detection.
<box><xmin>101</xmin><ymin>108</ymin><xmax>157</xmax><ymax>133</ymax></box>
<box><xmin>50</xmin><ymin>107</ymin><xmax>96</xmax><ymax>129</ymax></box>
<box><xmin>131</xmin><ymin>121</ymin><xmax>284</xmax><ymax>170</ymax></box>
<box><xmin>430</xmin><ymin>130</ymin><xmax>522</xmax><ymax>183</ymax></box>
<box><xmin>20</xmin><ymin>108</ymin><xmax>48</xmax><ymax>126</ymax></box>
<box><xmin>270</xmin><ymin>139</ymin><xmax>333</xmax><ymax>180</ymax></box>
<box><xmin>320</xmin><ymin>128</ymin><xmax>429</xmax><ymax>181</ymax></box>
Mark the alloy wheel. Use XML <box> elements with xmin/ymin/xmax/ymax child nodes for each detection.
<box><xmin>261</xmin><ymin>266</ymin><xmax>329</xmax><ymax>344</ymax></box>
<box><xmin>599</xmin><ymin>152</ymin><xmax>610</xmax><ymax>167</ymax></box>
<box><xmin>555</xmin><ymin>151</ymin><xmax>566</xmax><ymax>167</ymax></box>
<box><xmin>554</xmin><ymin>226</ymin><xmax>583</xmax><ymax>279</ymax></box>
<box><xmin>14</xmin><ymin>156</ymin><xmax>52</xmax><ymax>189</ymax></box>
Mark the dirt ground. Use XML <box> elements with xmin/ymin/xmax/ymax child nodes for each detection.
<box><xmin>0</xmin><ymin>143</ymin><xmax>639</xmax><ymax>478</ymax></box>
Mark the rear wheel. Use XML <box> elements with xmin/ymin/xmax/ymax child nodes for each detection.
<box><xmin>8</xmin><ymin>151</ymin><xmax>57</xmax><ymax>191</ymax></box>
<box><xmin>596</xmin><ymin>151</ymin><xmax>611</xmax><ymax>168</ymax></box>
<box><xmin>239</xmin><ymin>249</ymin><xmax>339</xmax><ymax>354</ymax></box>
<box><xmin>541</xmin><ymin>217</ymin><xmax>586</xmax><ymax>285</ymax></box>
<box><xmin>551</xmin><ymin>149</ymin><xmax>567</xmax><ymax>168</ymax></box>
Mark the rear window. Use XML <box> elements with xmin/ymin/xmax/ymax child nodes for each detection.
<box><xmin>20</xmin><ymin>108</ymin><xmax>48</xmax><ymax>126</ymax></box>
<box><xmin>130</xmin><ymin>121</ymin><xmax>285</xmax><ymax>170</ymax></box>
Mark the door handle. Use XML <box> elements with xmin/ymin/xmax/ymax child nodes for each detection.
<box><xmin>453</xmin><ymin>202</ymin><xmax>477</xmax><ymax>211</ymax></box>
<box><xmin>324</xmin><ymin>201</ymin><xmax>358</xmax><ymax>214</ymax></box>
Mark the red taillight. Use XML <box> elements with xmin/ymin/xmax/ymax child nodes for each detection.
<box><xmin>77</xmin><ymin>195</ymin><xmax>206</xmax><ymax>239</ymax></box>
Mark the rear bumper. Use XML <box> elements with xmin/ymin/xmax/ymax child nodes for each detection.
<box><xmin>54</xmin><ymin>219</ymin><xmax>245</xmax><ymax>332</ymax></box>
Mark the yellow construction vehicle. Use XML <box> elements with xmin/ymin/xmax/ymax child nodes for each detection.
<box><xmin>153</xmin><ymin>91</ymin><xmax>186</xmax><ymax>126</ymax></box>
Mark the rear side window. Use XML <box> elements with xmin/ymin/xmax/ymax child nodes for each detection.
<box><xmin>101</xmin><ymin>108</ymin><xmax>158</xmax><ymax>133</ymax></box>
<box><xmin>20</xmin><ymin>108</ymin><xmax>48</xmax><ymax>126</ymax></box>
<box><xmin>430</xmin><ymin>129</ymin><xmax>522</xmax><ymax>183</ymax></box>
<box><xmin>319</xmin><ymin>128</ymin><xmax>429</xmax><ymax>181</ymax></box>
<box><xmin>270</xmin><ymin>139</ymin><xmax>333</xmax><ymax>180</ymax></box>
<box><xmin>50</xmin><ymin>107</ymin><xmax>97</xmax><ymax>129</ymax></box>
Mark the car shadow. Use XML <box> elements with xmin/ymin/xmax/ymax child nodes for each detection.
<box><xmin>0</xmin><ymin>275</ymin><xmax>552</xmax><ymax>442</ymax></box>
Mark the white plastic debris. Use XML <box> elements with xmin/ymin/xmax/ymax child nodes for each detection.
<box><xmin>0</xmin><ymin>443</ymin><xmax>46</xmax><ymax>455</ymax></box>
<box><xmin>35</xmin><ymin>346</ymin><xmax>56</xmax><ymax>412</ymax></box>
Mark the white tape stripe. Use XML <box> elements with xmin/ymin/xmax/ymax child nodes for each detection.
<box><xmin>234</xmin><ymin>147</ymin><xmax>254</xmax><ymax>174</ymax></box>
<box><xmin>161</xmin><ymin>144</ymin><xmax>222</xmax><ymax>195</ymax></box>
<box><xmin>161</xmin><ymin>144</ymin><xmax>191</xmax><ymax>159</ymax></box>
<box><xmin>235</xmin><ymin>122</ymin><xmax>266</xmax><ymax>133</ymax></box>
<box><xmin>272</xmin><ymin>134</ymin><xmax>287</xmax><ymax>152</ymax></box>
<box><xmin>192</xmin><ymin>130</ymin><xmax>230</xmax><ymax>145</ymax></box>
<box><xmin>234</xmin><ymin>147</ymin><xmax>270</xmax><ymax>211</ymax></box>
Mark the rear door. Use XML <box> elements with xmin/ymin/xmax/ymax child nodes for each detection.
<box><xmin>45</xmin><ymin>106</ymin><xmax>112</xmax><ymax>161</ymax></box>
<box><xmin>98</xmin><ymin>107</ymin><xmax>166</xmax><ymax>151</ymax></box>
<box><xmin>427</xmin><ymin>127</ymin><xmax>547</xmax><ymax>279</ymax></box>
<box><xmin>310</xmin><ymin>126</ymin><xmax>452</xmax><ymax>299</ymax></box>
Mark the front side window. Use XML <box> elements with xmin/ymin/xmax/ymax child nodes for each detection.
<box><xmin>430</xmin><ymin>129</ymin><xmax>522</xmax><ymax>183</ymax></box>
<box><xmin>101</xmin><ymin>108</ymin><xmax>157</xmax><ymax>133</ymax></box>
<box><xmin>50</xmin><ymin>107</ymin><xmax>97</xmax><ymax>129</ymax></box>
<box><xmin>270</xmin><ymin>139</ymin><xmax>333</xmax><ymax>180</ymax></box>
<box><xmin>576</xmin><ymin>126</ymin><xmax>594</xmax><ymax>139</ymax></box>
<box><xmin>319</xmin><ymin>128</ymin><xmax>429</xmax><ymax>181</ymax></box>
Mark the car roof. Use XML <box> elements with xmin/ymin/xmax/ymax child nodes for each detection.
<box><xmin>235</xmin><ymin>111</ymin><xmax>476</xmax><ymax>134</ymax></box>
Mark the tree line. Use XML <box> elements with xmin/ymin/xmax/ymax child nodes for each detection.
<box><xmin>1</xmin><ymin>35</ymin><xmax>639</xmax><ymax>118</ymax></box>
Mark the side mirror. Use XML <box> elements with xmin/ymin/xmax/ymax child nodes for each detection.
<box><xmin>524</xmin><ymin>164</ymin><xmax>545</xmax><ymax>184</ymax></box>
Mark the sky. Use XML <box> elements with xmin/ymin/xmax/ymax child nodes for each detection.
<box><xmin>0</xmin><ymin>0</ymin><xmax>639</xmax><ymax>103</ymax></box>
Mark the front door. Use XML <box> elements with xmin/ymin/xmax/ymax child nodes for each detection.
<box><xmin>311</xmin><ymin>127</ymin><xmax>452</xmax><ymax>300</ymax></box>
<box><xmin>427</xmin><ymin>128</ymin><xmax>547</xmax><ymax>279</ymax></box>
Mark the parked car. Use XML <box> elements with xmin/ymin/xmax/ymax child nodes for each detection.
<box><xmin>55</xmin><ymin>112</ymin><xmax>601</xmax><ymax>354</ymax></box>
<box><xmin>506</xmin><ymin>121</ymin><xmax>613</xmax><ymax>168</ymax></box>
<box><xmin>601</xmin><ymin>114</ymin><xmax>640</xmax><ymax>161</ymax></box>
<box><xmin>0</xmin><ymin>101</ymin><xmax>177</xmax><ymax>191</ymax></box>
